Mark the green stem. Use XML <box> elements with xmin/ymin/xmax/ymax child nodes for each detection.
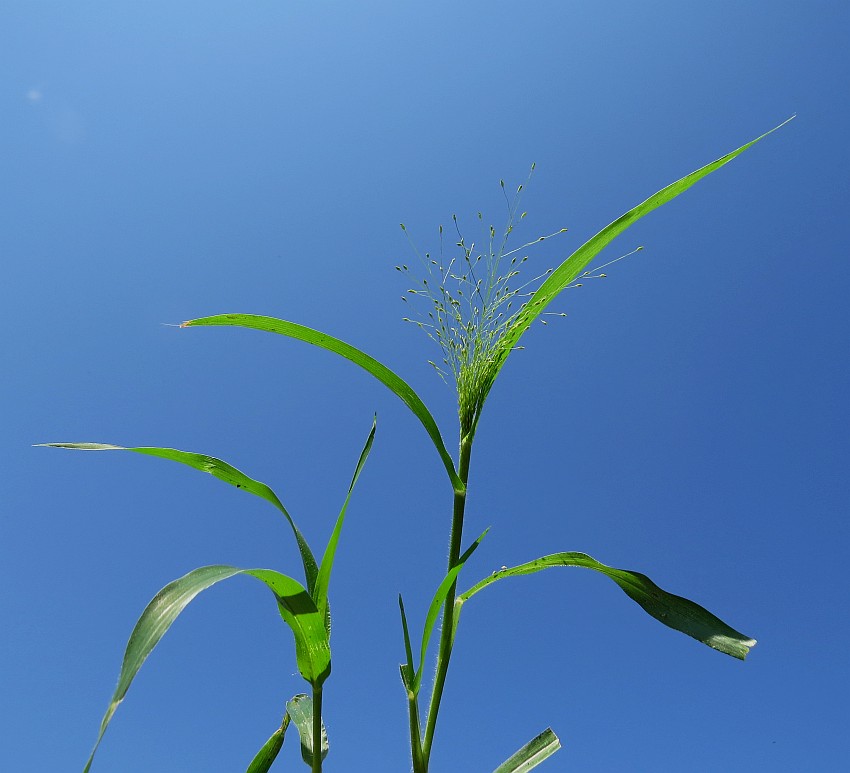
<box><xmin>420</xmin><ymin>433</ymin><xmax>474</xmax><ymax>768</ymax></box>
<box><xmin>408</xmin><ymin>686</ymin><xmax>425</xmax><ymax>772</ymax></box>
<box><xmin>311</xmin><ymin>685</ymin><xmax>323</xmax><ymax>773</ymax></box>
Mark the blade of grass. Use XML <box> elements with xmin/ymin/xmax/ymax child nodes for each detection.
<box><xmin>398</xmin><ymin>594</ymin><xmax>416</xmax><ymax>690</ymax></box>
<box><xmin>246</xmin><ymin>714</ymin><xmax>290</xmax><ymax>773</ymax></box>
<box><xmin>81</xmin><ymin>565</ymin><xmax>330</xmax><ymax>773</ymax></box>
<box><xmin>412</xmin><ymin>528</ymin><xmax>489</xmax><ymax>695</ymax></box>
<box><xmin>398</xmin><ymin>594</ymin><xmax>425</xmax><ymax>772</ymax></box>
<box><xmin>313</xmin><ymin>416</ymin><xmax>376</xmax><ymax>627</ymax></box>
<box><xmin>37</xmin><ymin>442</ymin><xmax>319</xmax><ymax>594</ymax></box>
<box><xmin>493</xmin><ymin>728</ymin><xmax>561</xmax><ymax>773</ymax></box>
<box><xmin>179</xmin><ymin>314</ymin><xmax>464</xmax><ymax>492</ymax></box>
<box><xmin>496</xmin><ymin>117</ymin><xmax>795</xmax><ymax>368</ymax></box>
<box><xmin>459</xmin><ymin>552</ymin><xmax>756</xmax><ymax>660</ymax></box>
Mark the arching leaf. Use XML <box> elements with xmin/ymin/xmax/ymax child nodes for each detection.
<box><xmin>81</xmin><ymin>565</ymin><xmax>329</xmax><ymax>772</ymax></box>
<box><xmin>179</xmin><ymin>314</ymin><xmax>464</xmax><ymax>492</ymax></box>
<box><xmin>495</xmin><ymin>117</ymin><xmax>795</xmax><ymax>373</ymax></box>
<box><xmin>37</xmin><ymin>442</ymin><xmax>319</xmax><ymax>594</ymax></box>
<box><xmin>459</xmin><ymin>552</ymin><xmax>756</xmax><ymax>660</ymax></box>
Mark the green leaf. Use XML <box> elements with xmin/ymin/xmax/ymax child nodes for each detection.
<box><xmin>493</xmin><ymin>728</ymin><xmax>561</xmax><ymax>773</ymax></box>
<box><xmin>398</xmin><ymin>594</ymin><xmax>415</xmax><ymax>691</ymax></box>
<box><xmin>246</xmin><ymin>715</ymin><xmax>290</xmax><ymax>773</ymax></box>
<box><xmin>179</xmin><ymin>314</ymin><xmax>464</xmax><ymax>492</ymax></box>
<box><xmin>286</xmin><ymin>694</ymin><xmax>329</xmax><ymax>767</ymax></box>
<box><xmin>38</xmin><ymin>442</ymin><xmax>319</xmax><ymax>595</ymax></box>
<box><xmin>412</xmin><ymin>529</ymin><xmax>489</xmax><ymax>694</ymax></box>
<box><xmin>248</xmin><ymin>568</ymin><xmax>332</xmax><ymax>686</ymax></box>
<box><xmin>459</xmin><ymin>552</ymin><xmax>756</xmax><ymax>660</ymax></box>
<box><xmin>81</xmin><ymin>565</ymin><xmax>329</xmax><ymax>773</ymax></box>
<box><xmin>313</xmin><ymin>416</ymin><xmax>376</xmax><ymax>629</ymax></box>
<box><xmin>496</xmin><ymin>117</ymin><xmax>795</xmax><ymax>368</ymax></box>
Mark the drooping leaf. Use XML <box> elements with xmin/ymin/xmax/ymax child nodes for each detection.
<box><xmin>80</xmin><ymin>565</ymin><xmax>329</xmax><ymax>773</ymax></box>
<box><xmin>495</xmin><ymin>117</ymin><xmax>795</xmax><ymax>373</ymax></box>
<box><xmin>313</xmin><ymin>416</ymin><xmax>376</xmax><ymax>629</ymax></box>
<box><xmin>286</xmin><ymin>694</ymin><xmax>329</xmax><ymax>767</ymax></box>
<box><xmin>412</xmin><ymin>529</ymin><xmax>489</xmax><ymax>694</ymax></box>
<box><xmin>246</xmin><ymin>715</ymin><xmax>290</xmax><ymax>773</ymax></box>
<box><xmin>493</xmin><ymin>728</ymin><xmax>561</xmax><ymax>773</ymax></box>
<box><xmin>459</xmin><ymin>552</ymin><xmax>756</xmax><ymax>660</ymax></box>
<box><xmin>179</xmin><ymin>314</ymin><xmax>463</xmax><ymax>492</ymax></box>
<box><xmin>38</xmin><ymin>442</ymin><xmax>319</xmax><ymax>594</ymax></box>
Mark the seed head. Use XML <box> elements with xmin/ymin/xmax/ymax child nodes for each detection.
<box><xmin>399</xmin><ymin>167</ymin><xmax>569</xmax><ymax>435</ymax></box>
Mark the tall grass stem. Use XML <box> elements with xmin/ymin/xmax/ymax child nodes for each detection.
<box><xmin>420</xmin><ymin>433</ymin><xmax>474</xmax><ymax>768</ymax></box>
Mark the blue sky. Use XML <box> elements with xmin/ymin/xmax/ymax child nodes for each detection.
<box><xmin>2</xmin><ymin>2</ymin><xmax>848</xmax><ymax>771</ymax></box>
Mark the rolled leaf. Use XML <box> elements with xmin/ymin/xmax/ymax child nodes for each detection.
<box><xmin>37</xmin><ymin>442</ymin><xmax>319</xmax><ymax>594</ymax></box>
<box><xmin>459</xmin><ymin>552</ymin><xmax>756</xmax><ymax>660</ymax></box>
<box><xmin>493</xmin><ymin>728</ymin><xmax>561</xmax><ymax>773</ymax></box>
<box><xmin>81</xmin><ymin>565</ymin><xmax>329</xmax><ymax>772</ymax></box>
<box><xmin>495</xmin><ymin>117</ymin><xmax>795</xmax><ymax>373</ymax></box>
<box><xmin>286</xmin><ymin>694</ymin><xmax>329</xmax><ymax>767</ymax></box>
<box><xmin>179</xmin><ymin>314</ymin><xmax>464</xmax><ymax>492</ymax></box>
<box><xmin>246</xmin><ymin>715</ymin><xmax>290</xmax><ymax>773</ymax></box>
<box><xmin>398</xmin><ymin>594</ymin><xmax>416</xmax><ymax>691</ymax></box>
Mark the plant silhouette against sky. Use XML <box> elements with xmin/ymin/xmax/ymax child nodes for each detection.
<box><xmin>42</xmin><ymin>117</ymin><xmax>792</xmax><ymax>772</ymax></box>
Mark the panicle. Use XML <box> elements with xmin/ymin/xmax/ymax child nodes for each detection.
<box><xmin>398</xmin><ymin>167</ymin><xmax>571</xmax><ymax>434</ymax></box>
<box><xmin>397</xmin><ymin>169</ymin><xmax>640</xmax><ymax>435</ymax></box>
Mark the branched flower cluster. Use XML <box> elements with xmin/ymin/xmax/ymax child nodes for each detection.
<box><xmin>398</xmin><ymin>167</ymin><xmax>568</xmax><ymax>436</ymax></box>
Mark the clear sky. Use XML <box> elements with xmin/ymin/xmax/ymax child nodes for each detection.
<box><xmin>2</xmin><ymin>2</ymin><xmax>848</xmax><ymax>771</ymax></box>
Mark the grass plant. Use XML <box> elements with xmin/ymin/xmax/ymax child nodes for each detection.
<box><xmin>41</xmin><ymin>117</ymin><xmax>792</xmax><ymax>771</ymax></box>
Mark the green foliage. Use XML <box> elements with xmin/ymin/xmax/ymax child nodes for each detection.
<box><xmin>44</xmin><ymin>421</ymin><xmax>374</xmax><ymax>771</ymax></box>
<box><xmin>458</xmin><ymin>553</ymin><xmax>756</xmax><ymax>660</ymax></box>
<box><xmin>179</xmin><ymin>315</ymin><xmax>464</xmax><ymax>492</ymax></box>
<box><xmin>42</xmin><ymin>118</ymin><xmax>791</xmax><ymax>771</ymax></box>
<box><xmin>38</xmin><ymin>442</ymin><xmax>320</xmax><ymax>592</ymax></box>
<box><xmin>76</xmin><ymin>565</ymin><xmax>326</xmax><ymax>773</ymax></box>
<box><xmin>493</xmin><ymin>728</ymin><xmax>561</xmax><ymax>773</ymax></box>
<box><xmin>245</xmin><ymin>716</ymin><xmax>289</xmax><ymax>773</ymax></box>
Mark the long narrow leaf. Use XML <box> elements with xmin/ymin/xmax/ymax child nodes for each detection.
<box><xmin>412</xmin><ymin>528</ymin><xmax>489</xmax><ymax>694</ymax></box>
<box><xmin>493</xmin><ymin>728</ymin><xmax>561</xmax><ymax>773</ymax></box>
<box><xmin>459</xmin><ymin>552</ymin><xmax>756</xmax><ymax>660</ymax></box>
<box><xmin>38</xmin><ymin>442</ymin><xmax>319</xmax><ymax>594</ymax></box>
<box><xmin>81</xmin><ymin>565</ymin><xmax>329</xmax><ymax>773</ymax></box>
<box><xmin>179</xmin><ymin>314</ymin><xmax>464</xmax><ymax>492</ymax></box>
<box><xmin>286</xmin><ymin>694</ymin><xmax>329</xmax><ymax>767</ymax></box>
<box><xmin>496</xmin><ymin>117</ymin><xmax>794</xmax><ymax>369</ymax></box>
<box><xmin>313</xmin><ymin>416</ymin><xmax>376</xmax><ymax>628</ymax></box>
<box><xmin>246</xmin><ymin>715</ymin><xmax>290</xmax><ymax>773</ymax></box>
<box><xmin>398</xmin><ymin>594</ymin><xmax>416</xmax><ymax>690</ymax></box>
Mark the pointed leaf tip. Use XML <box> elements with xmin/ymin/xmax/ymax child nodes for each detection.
<box><xmin>246</xmin><ymin>716</ymin><xmax>289</xmax><ymax>773</ymax></box>
<box><xmin>494</xmin><ymin>727</ymin><xmax>561</xmax><ymax>773</ymax></box>
<box><xmin>460</xmin><ymin>552</ymin><xmax>756</xmax><ymax>660</ymax></box>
